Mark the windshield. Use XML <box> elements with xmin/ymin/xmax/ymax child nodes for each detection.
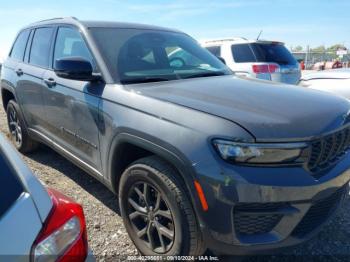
<box><xmin>90</xmin><ymin>28</ymin><xmax>232</xmax><ymax>84</ymax></box>
<box><xmin>231</xmin><ymin>43</ymin><xmax>297</xmax><ymax>65</ymax></box>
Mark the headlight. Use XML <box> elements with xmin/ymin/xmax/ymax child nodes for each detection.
<box><xmin>213</xmin><ymin>139</ymin><xmax>309</xmax><ymax>165</ymax></box>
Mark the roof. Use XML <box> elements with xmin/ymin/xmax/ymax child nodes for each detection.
<box><xmin>81</xmin><ymin>20</ymin><xmax>180</xmax><ymax>32</ymax></box>
<box><xmin>24</xmin><ymin>17</ymin><xmax>181</xmax><ymax>33</ymax></box>
<box><xmin>301</xmin><ymin>68</ymin><xmax>350</xmax><ymax>81</ymax></box>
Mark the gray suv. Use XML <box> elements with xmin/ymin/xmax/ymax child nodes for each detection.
<box><xmin>1</xmin><ymin>17</ymin><xmax>350</xmax><ymax>256</ymax></box>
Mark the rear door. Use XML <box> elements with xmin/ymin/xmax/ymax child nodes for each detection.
<box><xmin>1</xmin><ymin>29</ymin><xmax>31</xmax><ymax>111</ymax></box>
<box><xmin>16</xmin><ymin>27</ymin><xmax>55</xmax><ymax>134</ymax></box>
<box><xmin>0</xmin><ymin>152</ymin><xmax>43</xmax><ymax>258</ymax></box>
<box><xmin>42</xmin><ymin>26</ymin><xmax>102</xmax><ymax>174</ymax></box>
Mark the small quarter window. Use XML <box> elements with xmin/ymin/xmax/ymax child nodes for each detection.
<box><xmin>10</xmin><ymin>30</ymin><xmax>30</xmax><ymax>61</ymax></box>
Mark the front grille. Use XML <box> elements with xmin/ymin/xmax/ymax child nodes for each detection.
<box><xmin>234</xmin><ymin>203</ymin><xmax>287</xmax><ymax>236</ymax></box>
<box><xmin>292</xmin><ymin>185</ymin><xmax>347</xmax><ymax>238</ymax></box>
<box><xmin>308</xmin><ymin>127</ymin><xmax>350</xmax><ymax>175</ymax></box>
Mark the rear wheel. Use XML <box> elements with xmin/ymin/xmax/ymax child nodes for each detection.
<box><xmin>6</xmin><ymin>100</ymin><xmax>38</xmax><ymax>153</ymax></box>
<box><xmin>119</xmin><ymin>156</ymin><xmax>204</xmax><ymax>256</ymax></box>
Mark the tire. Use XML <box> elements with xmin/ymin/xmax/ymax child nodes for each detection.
<box><xmin>119</xmin><ymin>156</ymin><xmax>204</xmax><ymax>256</ymax></box>
<box><xmin>6</xmin><ymin>100</ymin><xmax>38</xmax><ymax>153</ymax></box>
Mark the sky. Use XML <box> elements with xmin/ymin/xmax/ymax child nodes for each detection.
<box><xmin>0</xmin><ymin>0</ymin><xmax>349</xmax><ymax>61</ymax></box>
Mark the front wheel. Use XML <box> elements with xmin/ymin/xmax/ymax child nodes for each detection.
<box><xmin>119</xmin><ymin>156</ymin><xmax>204</xmax><ymax>256</ymax></box>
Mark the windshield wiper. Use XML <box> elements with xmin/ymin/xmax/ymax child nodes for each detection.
<box><xmin>121</xmin><ymin>77</ymin><xmax>170</xmax><ymax>84</ymax></box>
<box><xmin>184</xmin><ymin>71</ymin><xmax>226</xmax><ymax>79</ymax></box>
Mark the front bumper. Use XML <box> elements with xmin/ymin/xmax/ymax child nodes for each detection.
<box><xmin>195</xmin><ymin>156</ymin><xmax>350</xmax><ymax>255</ymax></box>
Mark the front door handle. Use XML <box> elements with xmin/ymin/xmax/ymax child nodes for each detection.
<box><xmin>15</xmin><ymin>69</ymin><xmax>23</xmax><ymax>76</ymax></box>
<box><xmin>44</xmin><ymin>78</ymin><xmax>56</xmax><ymax>88</ymax></box>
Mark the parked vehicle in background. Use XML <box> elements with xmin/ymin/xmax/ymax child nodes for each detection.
<box><xmin>312</xmin><ymin>61</ymin><xmax>343</xmax><ymax>71</ymax></box>
<box><xmin>325</xmin><ymin>61</ymin><xmax>343</xmax><ymax>70</ymax></box>
<box><xmin>299</xmin><ymin>68</ymin><xmax>350</xmax><ymax>99</ymax></box>
<box><xmin>1</xmin><ymin>18</ymin><xmax>350</xmax><ymax>256</ymax></box>
<box><xmin>202</xmin><ymin>38</ymin><xmax>301</xmax><ymax>84</ymax></box>
<box><xmin>0</xmin><ymin>133</ymin><xmax>88</xmax><ymax>261</ymax></box>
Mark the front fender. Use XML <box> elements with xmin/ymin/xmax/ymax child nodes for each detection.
<box><xmin>105</xmin><ymin>128</ymin><xmax>207</xmax><ymax>230</ymax></box>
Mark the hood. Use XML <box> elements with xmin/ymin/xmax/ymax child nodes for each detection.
<box><xmin>132</xmin><ymin>75</ymin><xmax>350</xmax><ymax>142</ymax></box>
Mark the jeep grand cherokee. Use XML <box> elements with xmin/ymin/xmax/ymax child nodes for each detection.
<box><xmin>1</xmin><ymin>17</ymin><xmax>349</xmax><ymax>255</ymax></box>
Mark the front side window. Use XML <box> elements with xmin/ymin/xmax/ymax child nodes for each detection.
<box><xmin>91</xmin><ymin>28</ymin><xmax>231</xmax><ymax>84</ymax></box>
<box><xmin>10</xmin><ymin>30</ymin><xmax>30</xmax><ymax>61</ymax></box>
<box><xmin>29</xmin><ymin>27</ymin><xmax>54</xmax><ymax>68</ymax></box>
<box><xmin>54</xmin><ymin>27</ymin><xmax>94</xmax><ymax>67</ymax></box>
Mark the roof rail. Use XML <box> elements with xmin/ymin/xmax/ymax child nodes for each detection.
<box><xmin>204</xmin><ymin>37</ymin><xmax>248</xmax><ymax>44</ymax></box>
<box><xmin>34</xmin><ymin>17</ymin><xmax>78</xmax><ymax>24</ymax></box>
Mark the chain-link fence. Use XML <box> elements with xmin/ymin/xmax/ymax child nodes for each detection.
<box><xmin>292</xmin><ymin>50</ymin><xmax>350</xmax><ymax>70</ymax></box>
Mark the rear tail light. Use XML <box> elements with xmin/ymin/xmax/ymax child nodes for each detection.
<box><xmin>252</xmin><ymin>63</ymin><xmax>280</xmax><ymax>74</ymax></box>
<box><xmin>31</xmin><ymin>189</ymin><xmax>87</xmax><ymax>262</ymax></box>
<box><xmin>268</xmin><ymin>64</ymin><xmax>279</xmax><ymax>73</ymax></box>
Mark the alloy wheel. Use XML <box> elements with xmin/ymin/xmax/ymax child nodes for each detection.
<box><xmin>8</xmin><ymin>108</ymin><xmax>22</xmax><ymax>147</ymax></box>
<box><xmin>127</xmin><ymin>181</ymin><xmax>175</xmax><ymax>254</ymax></box>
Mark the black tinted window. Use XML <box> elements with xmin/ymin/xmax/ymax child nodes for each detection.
<box><xmin>231</xmin><ymin>44</ymin><xmax>256</xmax><ymax>63</ymax></box>
<box><xmin>206</xmin><ymin>46</ymin><xmax>220</xmax><ymax>57</ymax></box>
<box><xmin>251</xmin><ymin>43</ymin><xmax>297</xmax><ymax>65</ymax></box>
<box><xmin>54</xmin><ymin>27</ymin><xmax>94</xmax><ymax>67</ymax></box>
<box><xmin>10</xmin><ymin>30</ymin><xmax>30</xmax><ymax>61</ymax></box>
<box><xmin>0</xmin><ymin>152</ymin><xmax>23</xmax><ymax>218</ymax></box>
<box><xmin>30</xmin><ymin>28</ymin><xmax>54</xmax><ymax>68</ymax></box>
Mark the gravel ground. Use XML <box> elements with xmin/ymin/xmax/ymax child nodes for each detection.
<box><xmin>0</xmin><ymin>97</ymin><xmax>349</xmax><ymax>261</ymax></box>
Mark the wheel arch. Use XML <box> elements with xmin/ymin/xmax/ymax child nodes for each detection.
<box><xmin>106</xmin><ymin>131</ymin><xmax>205</xmax><ymax>223</ymax></box>
<box><xmin>1</xmin><ymin>86</ymin><xmax>17</xmax><ymax>111</ymax></box>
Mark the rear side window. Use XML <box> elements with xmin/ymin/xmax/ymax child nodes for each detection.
<box><xmin>206</xmin><ymin>46</ymin><xmax>221</xmax><ymax>57</ymax></box>
<box><xmin>10</xmin><ymin>30</ymin><xmax>30</xmax><ymax>61</ymax></box>
<box><xmin>0</xmin><ymin>152</ymin><xmax>24</xmax><ymax>218</ymax></box>
<box><xmin>251</xmin><ymin>43</ymin><xmax>297</xmax><ymax>65</ymax></box>
<box><xmin>53</xmin><ymin>27</ymin><xmax>94</xmax><ymax>67</ymax></box>
<box><xmin>29</xmin><ymin>27</ymin><xmax>54</xmax><ymax>68</ymax></box>
<box><xmin>231</xmin><ymin>44</ymin><xmax>256</xmax><ymax>63</ymax></box>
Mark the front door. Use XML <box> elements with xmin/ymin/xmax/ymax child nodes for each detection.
<box><xmin>42</xmin><ymin>26</ymin><xmax>102</xmax><ymax>173</ymax></box>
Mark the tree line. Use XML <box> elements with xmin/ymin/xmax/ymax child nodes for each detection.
<box><xmin>291</xmin><ymin>44</ymin><xmax>347</xmax><ymax>53</ymax></box>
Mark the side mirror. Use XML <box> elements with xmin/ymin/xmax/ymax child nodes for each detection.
<box><xmin>216</xmin><ymin>56</ymin><xmax>226</xmax><ymax>65</ymax></box>
<box><xmin>54</xmin><ymin>57</ymin><xmax>101</xmax><ymax>81</ymax></box>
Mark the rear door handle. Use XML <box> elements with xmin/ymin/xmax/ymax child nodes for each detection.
<box><xmin>15</xmin><ymin>69</ymin><xmax>23</xmax><ymax>76</ymax></box>
<box><xmin>44</xmin><ymin>78</ymin><xmax>56</xmax><ymax>87</ymax></box>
